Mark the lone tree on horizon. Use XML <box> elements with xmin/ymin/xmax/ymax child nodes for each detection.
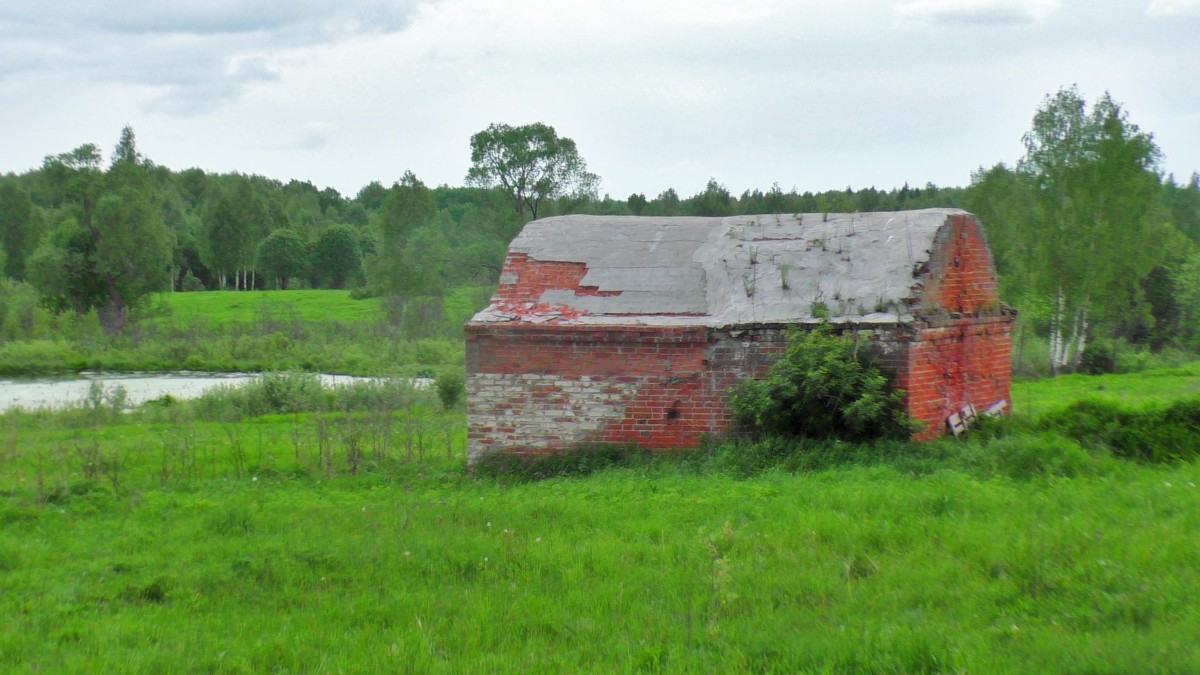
<box><xmin>466</xmin><ymin>122</ymin><xmax>599</xmax><ymax>220</ymax></box>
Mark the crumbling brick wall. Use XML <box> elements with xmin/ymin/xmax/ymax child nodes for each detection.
<box><xmin>466</xmin><ymin>325</ymin><xmax>715</xmax><ymax>460</ymax></box>
<box><xmin>904</xmin><ymin>213</ymin><xmax>1012</xmax><ymax>437</ymax></box>
<box><xmin>465</xmin><ymin>324</ymin><xmax>917</xmax><ymax>459</ymax></box>
<box><xmin>899</xmin><ymin>318</ymin><xmax>1012</xmax><ymax>439</ymax></box>
<box><xmin>466</xmin><ymin>212</ymin><xmax>1012</xmax><ymax>459</ymax></box>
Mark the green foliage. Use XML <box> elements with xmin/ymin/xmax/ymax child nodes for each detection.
<box><xmin>729</xmin><ymin>325</ymin><xmax>915</xmax><ymax>441</ymax></box>
<box><xmin>27</xmin><ymin>130</ymin><xmax>172</xmax><ymax>335</ymax></box>
<box><xmin>679</xmin><ymin>419</ymin><xmax>1119</xmax><ymax>482</ymax></box>
<box><xmin>201</xmin><ymin>175</ymin><xmax>266</xmax><ymax>288</ymax></box>
<box><xmin>1079</xmin><ymin>336</ymin><xmax>1119</xmax><ymax>375</ymax></box>
<box><xmin>970</xmin><ymin>87</ymin><xmax>1171</xmax><ymax>372</ymax></box>
<box><xmin>189</xmin><ymin>373</ymin><xmax>426</xmax><ymax>421</ymax></box>
<box><xmin>434</xmin><ymin>368</ymin><xmax>465</xmax><ymax>409</ymax></box>
<box><xmin>690</xmin><ymin>178</ymin><xmax>735</xmax><ymax>216</ymax></box>
<box><xmin>466</xmin><ymin>122</ymin><xmax>599</xmax><ymax>220</ymax></box>
<box><xmin>255</xmin><ymin>229</ymin><xmax>309</xmax><ymax>290</ymax></box>
<box><xmin>155</xmin><ymin>289</ymin><xmax>381</xmax><ymax>327</ymax></box>
<box><xmin>1163</xmin><ymin>172</ymin><xmax>1200</xmax><ymax>244</ymax></box>
<box><xmin>179</xmin><ymin>271</ymin><xmax>205</xmax><ymax>292</ymax></box>
<box><xmin>310</xmin><ymin>224</ymin><xmax>361</xmax><ymax>289</ymax></box>
<box><xmin>377</xmin><ymin>171</ymin><xmax>436</xmax><ymax>244</ymax></box>
<box><xmin>1040</xmin><ymin>396</ymin><xmax>1200</xmax><ymax>463</ymax></box>
<box><xmin>1174</xmin><ymin>249</ymin><xmax>1200</xmax><ymax>349</ymax></box>
<box><xmin>0</xmin><ymin>178</ymin><xmax>38</xmax><ymax>280</ymax></box>
<box><xmin>367</xmin><ymin>174</ymin><xmax>446</xmax><ymax>300</ymax></box>
<box><xmin>0</xmin><ymin>340</ymin><xmax>89</xmax><ymax>375</ymax></box>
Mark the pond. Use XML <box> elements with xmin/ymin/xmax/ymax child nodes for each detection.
<box><xmin>0</xmin><ymin>372</ymin><xmax>381</xmax><ymax>413</ymax></box>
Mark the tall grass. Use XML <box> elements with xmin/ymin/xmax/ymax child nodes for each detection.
<box><xmin>3</xmin><ymin>350</ymin><xmax>1200</xmax><ymax>670</ymax></box>
<box><xmin>1</xmin><ymin>414</ymin><xmax>1197</xmax><ymax>671</ymax></box>
<box><xmin>1014</xmin><ymin>360</ymin><xmax>1200</xmax><ymax>417</ymax></box>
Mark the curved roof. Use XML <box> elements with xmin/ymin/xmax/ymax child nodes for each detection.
<box><xmin>471</xmin><ymin>208</ymin><xmax>971</xmax><ymax>328</ymax></box>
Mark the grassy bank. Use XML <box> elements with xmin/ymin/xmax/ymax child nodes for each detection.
<box><xmin>4</xmin><ymin>455</ymin><xmax>1196</xmax><ymax>672</ymax></box>
<box><xmin>0</xmin><ymin>287</ymin><xmax>492</xmax><ymax>376</ymax></box>
<box><xmin>1014</xmin><ymin>360</ymin><xmax>1200</xmax><ymax>417</ymax></box>
<box><xmin>2</xmin><ymin>368</ymin><xmax>1200</xmax><ymax>671</ymax></box>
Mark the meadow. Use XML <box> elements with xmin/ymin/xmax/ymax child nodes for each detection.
<box><xmin>151</xmin><ymin>290</ymin><xmax>385</xmax><ymax>329</ymax></box>
<box><xmin>0</xmin><ymin>287</ymin><xmax>492</xmax><ymax>376</ymax></box>
<box><xmin>2</xmin><ymin>363</ymin><xmax>1200</xmax><ymax>672</ymax></box>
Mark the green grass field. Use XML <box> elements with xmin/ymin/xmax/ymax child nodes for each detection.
<box><xmin>3</xmin><ymin>366</ymin><xmax>1200</xmax><ymax>671</ymax></box>
<box><xmin>0</xmin><ymin>288</ymin><xmax>493</xmax><ymax>376</ymax></box>
<box><xmin>150</xmin><ymin>287</ymin><xmax>492</xmax><ymax>331</ymax></box>
<box><xmin>1015</xmin><ymin>360</ymin><xmax>1200</xmax><ymax>416</ymax></box>
<box><xmin>151</xmin><ymin>290</ymin><xmax>384</xmax><ymax>329</ymax></box>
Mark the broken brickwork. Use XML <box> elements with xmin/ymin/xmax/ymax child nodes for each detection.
<box><xmin>466</xmin><ymin>209</ymin><xmax>1012</xmax><ymax>460</ymax></box>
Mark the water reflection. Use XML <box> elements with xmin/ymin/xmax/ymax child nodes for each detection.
<box><xmin>0</xmin><ymin>372</ymin><xmax>380</xmax><ymax>412</ymax></box>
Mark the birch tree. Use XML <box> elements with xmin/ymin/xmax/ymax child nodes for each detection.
<box><xmin>1016</xmin><ymin>87</ymin><xmax>1166</xmax><ymax>373</ymax></box>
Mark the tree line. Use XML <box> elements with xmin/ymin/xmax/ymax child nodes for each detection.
<box><xmin>1</xmin><ymin>91</ymin><xmax>1199</xmax><ymax>370</ymax></box>
<box><xmin>0</xmin><ymin>126</ymin><xmax>970</xmax><ymax>334</ymax></box>
<box><xmin>967</xmin><ymin>87</ymin><xmax>1200</xmax><ymax>371</ymax></box>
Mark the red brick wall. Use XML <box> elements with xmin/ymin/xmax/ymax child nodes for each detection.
<box><xmin>898</xmin><ymin>318</ymin><xmax>1012</xmax><ymax>439</ymax></box>
<box><xmin>493</xmin><ymin>253</ymin><xmax>619</xmax><ymax>308</ymax></box>
<box><xmin>467</xmin><ymin>213</ymin><xmax>1013</xmax><ymax>457</ymax></box>
<box><xmin>918</xmin><ymin>214</ymin><xmax>1002</xmax><ymax>317</ymax></box>
<box><xmin>466</xmin><ymin>325</ymin><xmax>721</xmax><ymax>458</ymax></box>
<box><xmin>465</xmin><ymin>324</ymin><xmax>913</xmax><ymax>458</ymax></box>
<box><xmin>905</xmin><ymin>214</ymin><xmax>1012</xmax><ymax>438</ymax></box>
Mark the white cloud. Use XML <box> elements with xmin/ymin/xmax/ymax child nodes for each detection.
<box><xmin>1</xmin><ymin>0</ymin><xmax>1198</xmax><ymax>202</ymax></box>
<box><xmin>0</xmin><ymin>1</ymin><xmax>424</xmax><ymax>116</ymax></box>
<box><xmin>895</xmin><ymin>0</ymin><xmax>1061</xmax><ymax>25</ymax></box>
<box><xmin>1147</xmin><ymin>0</ymin><xmax>1200</xmax><ymax>16</ymax></box>
<box><xmin>293</xmin><ymin>121</ymin><xmax>335</xmax><ymax>150</ymax></box>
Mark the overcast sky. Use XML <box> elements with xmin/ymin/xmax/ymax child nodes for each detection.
<box><xmin>2</xmin><ymin>0</ymin><xmax>1197</xmax><ymax>200</ymax></box>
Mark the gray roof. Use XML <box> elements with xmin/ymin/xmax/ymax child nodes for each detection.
<box><xmin>471</xmin><ymin>208</ymin><xmax>969</xmax><ymax>328</ymax></box>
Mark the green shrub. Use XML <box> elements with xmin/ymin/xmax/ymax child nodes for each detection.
<box><xmin>179</xmin><ymin>272</ymin><xmax>205</xmax><ymax>292</ymax></box>
<box><xmin>1080</xmin><ymin>337</ymin><xmax>1118</xmax><ymax>374</ymax></box>
<box><xmin>435</xmin><ymin>369</ymin><xmax>465</xmax><ymax>409</ymax></box>
<box><xmin>332</xmin><ymin>377</ymin><xmax>420</xmax><ymax>412</ymax></box>
<box><xmin>189</xmin><ymin>373</ymin><xmax>432</xmax><ymax>421</ymax></box>
<box><xmin>728</xmin><ymin>324</ymin><xmax>916</xmax><ymax>441</ymax></box>
<box><xmin>1039</xmin><ymin>396</ymin><xmax>1200</xmax><ymax>462</ymax></box>
<box><xmin>191</xmin><ymin>372</ymin><xmax>327</xmax><ymax>421</ymax></box>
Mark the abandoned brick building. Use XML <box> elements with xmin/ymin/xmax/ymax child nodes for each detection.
<box><xmin>465</xmin><ymin>208</ymin><xmax>1012</xmax><ymax>461</ymax></box>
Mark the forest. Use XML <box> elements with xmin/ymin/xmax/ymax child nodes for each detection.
<box><xmin>1</xmin><ymin>88</ymin><xmax>1199</xmax><ymax>374</ymax></box>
